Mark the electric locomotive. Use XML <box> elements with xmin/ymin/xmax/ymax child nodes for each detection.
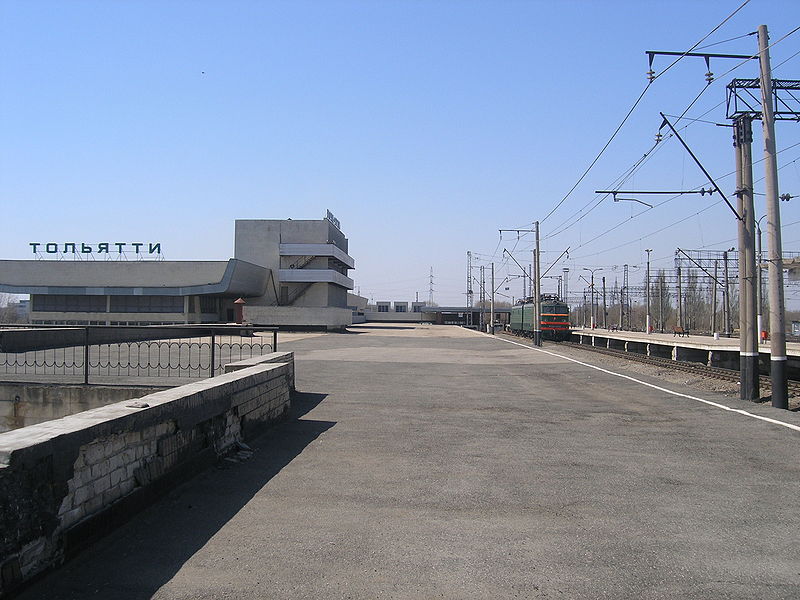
<box><xmin>509</xmin><ymin>294</ymin><xmax>571</xmax><ymax>341</ymax></box>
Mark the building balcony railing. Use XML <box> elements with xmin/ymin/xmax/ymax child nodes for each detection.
<box><xmin>278</xmin><ymin>244</ymin><xmax>355</xmax><ymax>269</ymax></box>
<box><xmin>278</xmin><ymin>269</ymin><xmax>354</xmax><ymax>289</ymax></box>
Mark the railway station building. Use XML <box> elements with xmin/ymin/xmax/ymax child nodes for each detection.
<box><xmin>0</xmin><ymin>215</ymin><xmax>355</xmax><ymax>330</ymax></box>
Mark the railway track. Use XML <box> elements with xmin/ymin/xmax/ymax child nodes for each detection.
<box><xmin>547</xmin><ymin>339</ymin><xmax>800</xmax><ymax>397</ymax></box>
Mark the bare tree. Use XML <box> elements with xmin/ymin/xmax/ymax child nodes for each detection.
<box><xmin>654</xmin><ymin>270</ymin><xmax>674</xmax><ymax>331</ymax></box>
<box><xmin>684</xmin><ymin>271</ymin><xmax>707</xmax><ymax>331</ymax></box>
<box><xmin>0</xmin><ymin>293</ymin><xmax>25</xmax><ymax>324</ymax></box>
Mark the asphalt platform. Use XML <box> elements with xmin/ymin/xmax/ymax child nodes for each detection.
<box><xmin>15</xmin><ymin>323</ymin><xmax>800</xmax><ymax>599</ymax></box>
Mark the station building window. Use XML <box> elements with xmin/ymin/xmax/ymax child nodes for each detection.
<box><xmin>109</xmin><ymin>295</ymin><xmax>184</xmax><ymax>313</ymax></box>
<box><xmin>200</xmin><ymin>296</ymin><xmax>218</xmax><ymax>313</ymax></box>
<box><xmin>32</xmin><ymin>294</ymin><xmax>106</xmax><ymax>313</ymax></box>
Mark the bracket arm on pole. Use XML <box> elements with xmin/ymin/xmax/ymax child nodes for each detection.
<box><xmin>676</xmin><ymin>248</ymin><xmax>725</xmax><ymax>286</ymax></box>
<box><xmin>659</xmin><ymin>112</ymin><xmax>742</xmax><ymax>220</ymax></box>
<box><xmin>503</xmin><ymin>248</ymin><xmax>534</xmax><ymax>289</ymax></box>
<box><xmin>541</xmin><ymin>247</ymin><xmax>570</xmax><ymax>278</ymax></box>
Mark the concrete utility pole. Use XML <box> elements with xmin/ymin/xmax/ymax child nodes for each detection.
<box><xmin>734</xmin><ymin>115</ymin><xmax>759</xmax><ymax>401</ymax></box>
<box><xmin>712</xmin><ymin>261</ymin><xmax>719</xmax><ymax>333</ymax></box>
<box><xmin>645</xmin><ymin>249</ymin><xmax>652</xmax><ymax>333</ymax></box>
<box><xmin>528</xmin><ymin>265</ymin><xmax>533</xmax><ymax>300</ymax></box>
<box><xmin>522</xmin><ymin>263</ymin><xmax>527</xmax><ymax>299</ymax></box>
<box><xmin>563</xmin><ymin>268</ymin><xmax>570</xmax><ymax>324</ymax></box>
<box><xmin>723</xmin><ymin>251</ymin><xmax>731</xmax><ymax>337</ymax></box>
<box><xmin>466</xmin><ymin>251</ymin><xmax>473</xmax><ymax>308</ymax></box>
<box><xmin>601</xmin><ymin>276</ymin><xmax>607</xmax><ymax>329</ymax></box>
<box><xmin>583</xmin><ymin>289</ymin><xmax>588</xmax><ymax>328</ymax></box>
<box><xmin>756</xmin><ymin>216</ymin><xmax>766</xmax><ymax>341</ymax></box>
<box><xmin>658</xmin><ymin>272</ymin><xmax>664</xmax><ymax>332</ymax></box>
<box><xmin>582</xmin><ymin>268</ymin><xmax>601</xmax><ymax>329</ymax></box>
<box><xmin>623</xmin><ymin>264</ymin><xmax>630</xmax><ymax>329</ymax></box>
<box><xmin>533</xmin><ymin>221</ymin><xmax>542</xmax><ymax>346</ymax></box>
<box><xmin>490</xmin><ymin>262</ymin><xmax>495</xmax><ymax>334</ymax></box>
<box><xmin>479</xmin><ymin>265</ymin><xmax>485</xmax><ymax>329</ymax></box>
<box><xmin>758</xmin><ymin>24</ymin><xmax>788</xmax><ymax>409</ymax></box>
<box><xmin>676</xmin><ymin>266</ymin><xmax>683</xmax><ymax>329</ymax></box>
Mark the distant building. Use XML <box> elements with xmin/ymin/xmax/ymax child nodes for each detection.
<box><xmin>14</xmin><ymin>299</ymin><xmax>29</xmax><ymax>321</ymax></box>
<box><xmin>0</xmin><ymin>215</ymin><xmax>355</xmax><ymax>330</ymax></box>
<box><xmin>364</xmin><ymin>301</ymin><xmax>426</xmax><ymax>322</ymax></box>
<box><xmin>0</xmin><ymin>298</ymin><xmax>29</xmax><ymax>323</ymax></box>
<box><xmin>347</xmin><ymin>293</ymin><xmax>368</xmax><ymax>324</ymax></box>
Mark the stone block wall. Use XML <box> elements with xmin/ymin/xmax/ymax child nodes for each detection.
<box><xmin>0</xmin><ymin>353</ymin><xmax>293</xmax><ymax>596</ymax></box>
<box><xmin>224</xmin><ymin>351</ymin><xmax>295</xmax><ymax>391</ymax></box>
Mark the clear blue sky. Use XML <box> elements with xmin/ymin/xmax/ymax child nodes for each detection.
<box><xmin>2</xmin><ymin>0</ymin><xmax>800</xmax><ymax>305</ymax></box>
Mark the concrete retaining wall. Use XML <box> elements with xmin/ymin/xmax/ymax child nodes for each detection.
<box><xmin>244</xmin><ymin>306</ymin><xmax>352</xmax><ymax>330</ymax></box>
<box><xmin>363</xmin><ymin>312</ymin><xmax>423</xmax><ymax>323</ymax></box>
<box><xmin>0</xmin><ymin>353</ymin><xmax>294</xmax><ymax>596</ymax></box>
<box><xmin>0</xmin><ymin>326</ymin><xmax>267</xmax><ymax>353</ymax></box>
<box><xmin>224</xmin><ymin>351</ymin><xmax>295</xmax><ymax>392</ymax></box>
<box><xmin>1</xmin><ymin>384</ymin><xmax>167</xmax><ymax>433</ymax></box>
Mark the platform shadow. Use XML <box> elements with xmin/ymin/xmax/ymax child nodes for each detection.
<box><xmin>15</xmin><ymin>408</ymin><xmax>335</xmax><ymax>600</ymax></box>
<box><xmin>290</xmin><ymin>390</ymin><xmax>328</xmax><ymax>418</ymax></box>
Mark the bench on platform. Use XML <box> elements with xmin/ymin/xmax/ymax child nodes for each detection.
<box><xmin>673</xmin><ymin>326</ymin><xmax>689</xmax><ymax>337</ymax></box>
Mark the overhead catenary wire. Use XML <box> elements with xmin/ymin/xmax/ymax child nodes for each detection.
<box><xmin>545</xmin><ymin>60</ymin><xmax>755</xmax><ymax>242</ymax></box>
<box><xmin>773</xmin><ymin>47</ymin><xmax>800</xmax><ymax>71</ymax></box>
<box><xmin>544</xmin><ymin>28</ymin><xmax>800</xmax><ymax>253</ymax></box>
<box><xmin>537</xmin><ymin>0</ymin><xmax>753</xmax><ymax>226</ymax></box>
<box><xmin>707</xmin><ymin>24</ymin><xmax>800</xmax><ymax>83</ymax></box>
<box><xmin>569</xmin><ymin>147</ymin><xmax>800</xmax><ymax>261</ymax></box>
<box><xmin>544</xmin><ymin>137</ymin><xmax>667</xmax><ymax>240</ymax></box>
<box><xmin>487</xmin><ymin>14</ymin><xmax>799</xmax><ymax>291</ymax></box>
<box><xmin>697</xmin><ymin>217</ymin><xmax>800</xmax><ymax>251</ymax></box>
<box><xmin>544</xmin><ymin>19</ymin><xmax>800</xmax><ymax>245</ymax></box>
<box><xmin>695</xmin><ymin>31</ymin><xmax>757</xmax><ymax>51</ymax></box>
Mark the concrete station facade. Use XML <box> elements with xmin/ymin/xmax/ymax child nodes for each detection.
<box><xmin>0</xmin><ymin>216</ymin><xmax>355</xmax><ymax>330</ymax></box>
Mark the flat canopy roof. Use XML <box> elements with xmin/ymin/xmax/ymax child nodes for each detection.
<box><xmin>421</xmin><ymin>306</ymin><xmax>511</xmax><ymax>314</ymax></box>
<box><xmin>0</xmin><ymin>259</ymin><xmax>268</xmax><ymax>297</ymax></box>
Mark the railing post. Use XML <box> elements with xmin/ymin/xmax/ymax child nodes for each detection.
<box><xmin>210</xmin><ymin>329</ymin><xmax>215</xmax><ymax>377</ymax></box>
<box><xmin>83</xmin><ymin>327</ymin><xmax>90</xmax><ymax>385</ymax></box>
<box><xmin>273</xmin><ymin>329</ymin><xmax>278</xmax><ymax>352</ymax></box>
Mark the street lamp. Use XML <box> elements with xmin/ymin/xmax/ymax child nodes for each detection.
<box><xmin>582</xmin><ymin>267</ymin><xmax>603</xmax><ymax>329</ymax></box>
<box><xmin>645</xmin><ymin>249</ymin><xmax>653</xmax><ymax>334</ymax></box>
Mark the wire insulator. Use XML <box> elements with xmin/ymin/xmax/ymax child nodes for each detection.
<box><xmin>655</xmin><ymin>132</ymin><xmax>663</xmax><ymax>143</ymax></box>
<box><xmin>705</xmin><ymin>71</ymin><xmax>714</xmax><ymax>84</ymax></box>
<box><xmin>647</xmin><ymin>69</ymin><xmax>656</xmax><ymax>82</ymax></box>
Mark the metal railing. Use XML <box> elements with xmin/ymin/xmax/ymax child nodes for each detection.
<box><xmin>0</xmin><ymin>325</ymin><xmax>279</xmax><ymax>384</ymax></box>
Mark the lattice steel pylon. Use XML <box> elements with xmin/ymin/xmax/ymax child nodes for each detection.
<box><xmin>466</xmin><ymin>251</ymin><xmax>474</xmax><ymax>308</ymax></box>
<box><xmin>726</xmin><ymin>78</ymin><xmax>800</xmax><ymax>121</ymax></box>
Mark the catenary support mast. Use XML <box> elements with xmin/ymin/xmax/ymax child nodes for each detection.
<box><xmin>758</xmin><ymin>25</ymin><xmax>788</xmax><ymax>408</ymax></box>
